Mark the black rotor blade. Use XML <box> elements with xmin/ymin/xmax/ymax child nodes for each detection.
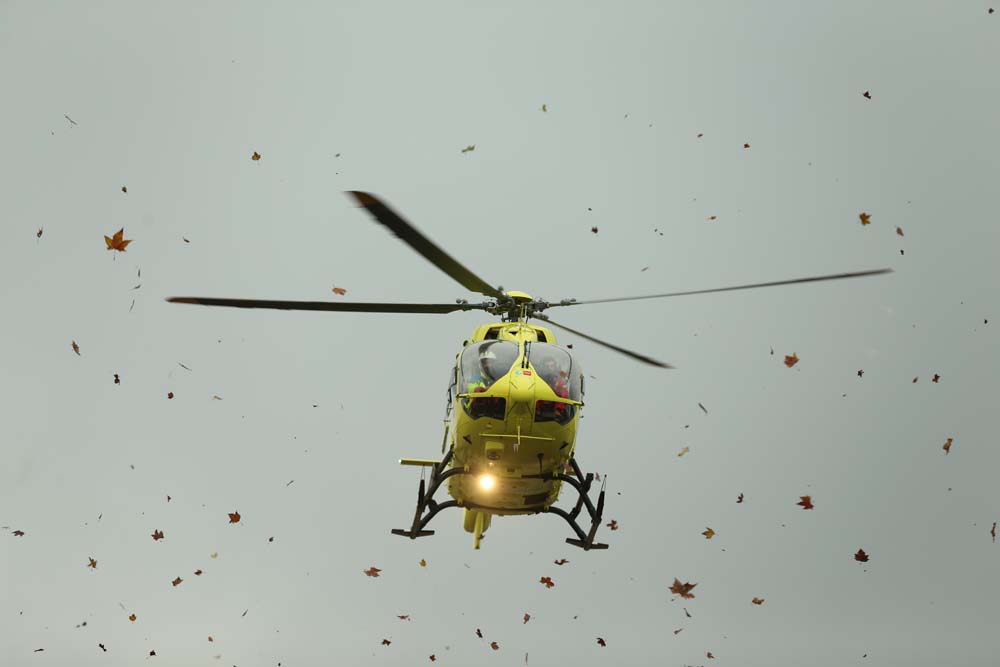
<box><xmin>558</xmin><ymin>268</ymin><xmax>894</xmax><ymax>307</ymax></box>
<box><xmin>167</xmin><ymin>297</ymin><xmax>483</xmax><ymax>314</ymax></box>
<box><xmin>537</xmin><ymin>315</ymin><xmax>674</xmax><ymax>369</ymax></box>
<box><xmin>347</xmin><ymin>191</ymin><xmax>504</xmax><ymax>299</ymax></box>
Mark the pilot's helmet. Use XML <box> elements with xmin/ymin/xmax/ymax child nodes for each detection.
<box><xmin>479</xmin><ymin>348</ymin><xmax>497</xmax><ymax>374</ymax></box>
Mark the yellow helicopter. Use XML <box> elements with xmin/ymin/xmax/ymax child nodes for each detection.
<box><xmin>168</xmin><ymin>191</ymin><xmax>891</xmax><ymax>550</ymax></box>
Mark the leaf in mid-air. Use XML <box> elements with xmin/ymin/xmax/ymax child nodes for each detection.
<box><xmin>419</xmin><ymin>559</ymin><xmax>427</xmax><ymax>567</ymax></box>
<box><xmin>332</xmin><ymin>287</ymin><xmax>347</xmax><ymax>295</ymax></box>
<box><xmin>737</xmin><ymin>493</ymin><xmax>744</xmax><ymax>503</ymax></box>
<box><xmin>104</xmin><ymin>228</ymin><xmax>132</xmax><ymax>252</ymax></box>
<box><xmin>859</xmin><ymin>212</ymin><xmax>871</xmax><ymax>226</ymax></box>
<box><xmin>932</xmin><ymin>374</ymin><xmax>940</xmax><ymax>383</ymax></box>
<box><xmin>251</xmin><ymin>151</ymin><xmax>261</xmax><ymax>161</ymax></box>
<box><xmin>382</xmin><ymin>639</ymin><xmax>391</xmax><ymax>646</ymax></box>
<box><xmin>554</xmin><ymin>558</ymin><xmax>569</xmax><ymax>565</ymax></box>
<box><xmin>491</xmin><ymin>641</ymin><xmax>500</xmax><ymax>650</ymax></box>
<box><xmin>670</xmin><ymin>578</ymin><xmax>697</xmax><ymax>599</ymax></box>
<box><xmin>591</xmin><ymin>226</ymin><xmax>598</xmax><ymax>234</ymax></box>
<box><xmin>896</xmin><ymin>226</ymin><xmax>904</xmax><ymax>236</ymax></box>
<box><xmin>171</xmin><ymin>576</ymin><xmax>182</xmax><ymax>587</ymax></box>
<box><xmin>743</xmin><ymin>143</ymin><xmax>750</xmax><ymax>149</ymax></box>
<box><xmin>678</xmin><ymin>446</ymin><xmax>690</xmax><ymax>457</ymax></box>
<box><xmin>541</xmin><ymin>104</ymin><xmax>547</xmax><ymax>112</ymax></box>
<box><xmin>461</xmin><ymin>145</ymin><xmax>475</xmax><ymax>153</ymax></box>
<box><xmin>751</xmin><ymin>597</ymin><xmax>764</xmax><ymax>605</ymax></box>
<box><xmin>943</xmin><ymin>438</ymin><xmax>953</xmax><ymax>454</ymax></box>
<box><xmin>523</xmin><ymin>613</ymin><xmax>531</xmax><ymax>624</ymax></box>
<box><xmin>228</xmin><ymin>511</ymin><xmax>240</xmax><ymax>523</ymax></box>
<box><xmin>129</xmin><ymin>614</ymin><xmax>136</xmax><ymax>622</ymax></box>
<box><xmin>784</xmin><ymin>353</ymin><xmax>799</xmax><ymax>368</ymax></box>
<box><xmin>364</xmin><ymin>566</ymin><xmax>382</xmax><ymax>578</ymax></box>
<box><xmin>797</xmin><ymin>495</ymin><xmax>814</xmax><ymax>510</ymax></box>
<box><xmin>702</xmin><ymin>527</ymin><xmax>715</xmax><ymax>539</ymax></box>
<box><xmin>597</xmin><ymin>637</ymin><xmax>607</xmax><ymax>647</ymax></box>
<box><xmin>397</xmin><ymin>615</ymin><xmax>410</xmax><ymax>621</ymax></box>
<box><xmin>36</xmin><ymin>228</ymin><xmax>43</xmax><ymax>238</ymax></box>
<box><xmin>194</xmin><ymin>569</ymin><xmax>203</xmax><ymax>575</ymax></box>
<box><xmin>151</xmin><ymin>529</ymin><xmax>164</xmax><ymax>541</ymax></box>
<box><xmin>476</xmin><ymin>628</ymin><xmax>483</xmax><ymax>638</ymax></box>
<box><xmin>707</xmin><ymin>651</ymin><xmax>715</xmax><ymax>658</ymax></box>
<box><xmin>863</xmin><ymin>91</ymin><xmax>872</xmax><ymax>99</ymax></box>
<box><xmin>606</xmin><ymin>519</ymin><xmax>619</xmax><ymax>531</ymax></box>
<box><xmin>13</xmin><ymin>530</ymin><xmax>25</xmax><ymax>536</ymax></box>
<box><xmin>72</xmin><ymin>340</ymin><xmax>81</xmax><ymax>355</ymax></box>
<box><xmin>87</xmin><ymin>557</ymin><xmax>97</xmax><ymax>569</ymax></box>
<box><xmin>539</xmin><ymin>576</ymin><xmax>555</xmax><ymax>588</ymax></box>
<box><xmin>854</xmin><ymin>549</ymin><xmax>869</xmax><ymax>562</ymax></box>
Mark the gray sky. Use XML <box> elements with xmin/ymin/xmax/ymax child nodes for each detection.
<box><xmin>2</xmin><ymin>1</ymin><xmax>998</xmax><ymax>665</ymax></box>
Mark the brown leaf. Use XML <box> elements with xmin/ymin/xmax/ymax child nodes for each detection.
<box><xmin>429</xmin><ymin>654</ymin><xmax>436</xmax><ymax>662</ymax></box>
<box><xmin>129</xmin><ymin>613</ymin><xmax>136</xmax><ymax>622</ymax></box>
<box><xmin>697</xmin><ymin>133</ymin><xmax>703</xmax><ymax>138</ymax></box>
<box><xmin>784</xmin><ymin>353</ymin><xmax>799</xmax><ymax>368</ymax></box>
<box><xmin>863</xmin><ymin>91</ymin><xmax>872</xmax><ymax>99</ymax></box>
<box><xmin>476</xmin><ymin>628</ymin><xmax>483</xmax><ymax>638</ymax></box>
<box><xmin>87</xmin><ymin>557</ymin><xmax>97</xmax><ymax>569</ymax></box>
<box><xmin>114</xmin><ymin>373</ymin><xmax>120</xmax><ymax>384</ymax></box>
<box><xmin>251</xmin><ymin>151</ymin><xmax>261</xmax><ymax>161</ymax></box>
<box><xmin>597</xmin><ymin>637</ymin><xmax>607</xmax><ymax>647</ymax></box>
<box><xmin>36</xmin><ymin>228</ymin><xmax>43</xmax><ymax>239</ymax></box>
<box><xmin>194</xmin><ymin>569</ymin><xmax>203</xmax><ymax>576</ymax></box>
<box><xmin>364</xmin><ymin>566</ymin><xmax>382</xmax><ymax>578</ymax></box>
<box><xmin>228</xmin><ymin>511</ymin><xmax>240</xmax><ymax>524</ymax></box>
<box><xmin>702</xmin><ymin>527</ymin><xmax>715</xmax><ymax>539</ymax></box>
<box><xmin>707</xmin><ymin>215</ymin><xmax>717</xmax><ymax>221</ymax></box>
<box><xmin>332</xmin><ymin>287</ymin><xmax>347</xmax><ymax>295</ymax></box>
<box><xmin>151</xmin><ymin>529</ymin><xmax>164</xmax><ymax>541</ymax></box>
<box><xmin>207</xmin><ymin>636</ymin><xmax>213</xmax><ymax>642</ymax></box>
<box><xmin>857</xmin><ymin>369</ymin><xmax>864</xmax><ymax>378</ymax></box>
<box><xmin>171</xmin><ymin>576</ymin><xmax>182</xmax><ymax>587</ymax></box>
<box><xmin>539</xmin><ymin>576</ymin><xmax>555</xmax><ymax>588</ymax></box>
<box><xmin>606</xmin><ymin>519</ymin><xmax>619</xmax><ymax>531</ymax></box>
<box><xmin>912</xmin><ymin>377</ymin><xmax>919</xmax><ymax>383</ymax></box>
<box><xmin>554</xmin><ymin>558</ymin><xmax>569</xmax><ymax>565</ymax></box>
<box><xmin>932</xmin><ymin>373</ymin><xmax>940</xmax><ymax>383</ymax></box>
<box><xmin>737</xmin><ymin>493</ymin><xmax>744</xmax><ymax>503</ymax></box>
<box><xmin>72</xmin><ymin>340</ymin><xmax>80</xmax><ymax>355</ymax></box>
<box><xmin>743</xmin><ymin>143</ymin><xmax>750</xmax><ymax>149</ymax></box>
<box><xmin>121</xmin><ymin>186</ymin><xmax>127</xmax><ymax>193</ymax></box>
<box><xmin>591</xmin><ymin>226</ymin><xmax>599</xmax><ymax>234</ymax></box>
<box><xmin>491</xmin><ymin>641</ymin><xmax>500</xmax><ymax>651</ymax></box>
<box><xmin>943</xmin><ymin>438</ymin><xmax>952</xmax><ymax>454</ymax></box>
<box><xmin>854</xmin><ymin>548</ymin><xmax>869</xmax><ymax>562</ymax></box>
<box><xmin>397</xmin><ymin>615</ymin><xmax>410</xmax><ymax>621</ymax></box>
<box><xmin>419</xmin><ymin>558</ymin><xmax>427</xmax><ymax>567</ymax></box>
<box><xmin>896</xmin><ymin>226</ymin><xmax>904</xmax><ymax>236</ymax></box>
<box><xmin>991</xmin><ymin>522</ymin><xmax>996</xmax><ymax>543</ymax></box>
<box><xmin>678</xmin><ymin>446</ymin><xmax>690</xmax><ymax>457</ymax></box>
<box><xmin>149</xmin><ymin>650</ymin><xmax>156</xmax><ymax>656</ymax></box>
<box><xmin>13</xmin><ymin>529</ymin><xmax>25</xmax><ymax>536</ymax></box>
<box><xmin>104</xmin><ymin>228</ymin><xmax>132</xmax><ymax>252</ymax></box>
<box><xmin>167</xmin><ymin>392</ymin><xmax>174</xmax><ymax>399</ymax></box>
<box><xmin>859</xmin><ymin>212</ymin><xmax>871</xmax><ymax>226</ymax></box>
<box><xmin>707</xmin><ymin>651</ymin><xmax>715</xmax><ymax>658</ymax></box>
<box><xmin>797</xmin><ymin>495</ymin><xmax>814</xmax><ymax>510</ymax></box>
<box><xmin>669</xmin><ymin>578</ymin><xmax>697</xmax><ymax>599</ymax></box>
<box><xmin>382</xmin><ymin>639</ymin><xmax>391</xmax><ymax>646</ymax></box>
<box><xmin>523</xmin><ymin>613</ymin><xmax>531</xmax><ymax>624</ymax></box>
<box><xmin>751</xmin><ymin>597</ymin><xmax>764</xmax><ymax>605</ymax></box>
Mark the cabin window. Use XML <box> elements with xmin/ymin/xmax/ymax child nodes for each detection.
<box><xmin>527</xmin><ymin>344</ymin><xmax>581</xmax><ymax>401</ymax></box>
<box><xmin>468</xmin><ymin>396</ymin><xmax>507</xmax><ymax>420</ymax></box>
<box><xmin>535</xmin><ymin>400</ymin><xmax>576</xmax><ymax>425</ymax></box>
<box><xmin>460</xmin><ymin>341</ymin><xmax>519</xmax><ymax>393</ymax></box>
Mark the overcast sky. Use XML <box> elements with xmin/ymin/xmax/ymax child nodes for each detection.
<box><xmin>2</xmin><ymin>1</ymin><xmax>999</xmax><ymax>666</ymax></box>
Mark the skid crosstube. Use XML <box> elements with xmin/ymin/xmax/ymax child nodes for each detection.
<box><xmin>392</xmin><ymin>449</ymin><xmax>609</xmax><ymax>550</ymax></box>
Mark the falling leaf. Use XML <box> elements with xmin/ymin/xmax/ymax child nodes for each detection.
<box><xmin>669</xmin><ymin>578</ymin><xmax>697</xmax><ymax>599</ymax></box>
<box><xmin>896</xmin><ymin>226</ymin><xmax>904</xmax><ymax>236</ymax></box>
<box><xmin>194</xmin><ymin>569</ymin><xmax>203</xmax><ymax>575</ymax></box>
<box><xmin>129</xmin><ymin>614</ymin><xmax>136</xmax><ymax>622</ymax></box>
<box><xmin>523</xmin><ymin>613</ymin><xmax>531</xmax><ymax>624</ymax></box>
<box><xmin>167</xmin><ymin>392</ymin><xmax>174</xmax><ymax>399</ymax></box>
<box><xmin>540</xmin><ymin>576</ymin><xmax>555</xmax><ymax>588</ymax></box>
<box><xmin>943</xmin><ymin>438</ymin><xmax>953</xmax><ymax>454</ymax></box>
<box><xmin>64</xmin><ymin>114</ymin><xmax>77</xmax><ymax>125</ymax></box>
<box><xmin>171</xmin><ymin>576</ymin><xmax>183</xmax><ymax>587</ymax></box>
<box><xmin>397</xmin><ymin>615</ymin><xmax>410</xmax><ymax>621</ymax></box>
<box><xmin>332</xmin><ymin>286</ymin><xmax>347</xmax><ymax>295</ymax></box>
<box><xmin>554</xmin><ymin>558</ymin><xmax>569</xmax><ymax>565</ymax></box>
<box><xmin>476</xmin><ymin>628</ymin><xmax>483</xmax><ymax>638</ymax></box>
<box><xmin>697</xmin><ymin>133</ymin><xmax>703</xmax><ymax>137</ymax></box>
<box><xmin>707</xmin><ymin>651</ymin><xmax>715</xmax><ymax>658</ymax></box>
<box><xmin>702</xmin><ymin>527</ymin><xmax>715</xmax><ymax>539</ymax></box>
<box><xmin>208</xmin><ymin>636</ymin><xmax>213</xmax><ymax>642</ymax></box>
<box><xmin>541</xmin><ymin>104</ymin><xmax>547</xmax><ymax>112</ymax></box>
<box><xmin>491</xmin><ymin>641</ymin><xmax>500</xmax><ymax>650</ymax></box>
<box><xmin>991</xmin><ymin>522</ymin><xmax>996</xmax><ymax>543</ymax></box>
<box><xmin>34</xmin><ymin>648</ymin><xmax>44</xmax><ymax>653</ymax></box>
<box><xmin>784</xmin><ymin>353</ymin><xmax>799</xmax><ymax>368</ymax></box>
<box><xmin>149</xmin><ymin>650</ymin><xmax>156</xmax><ymax>656</ymax></box>
<box><xmin>932</xmin><ymin>374</ymin><xmax>940</xmax><ymax>383</ymax></box>
<box><xmin>743</xmin><ymin>143</ymin><xmax>750</xmax><ymax>149</ymax></box>
<box><xmin>854</xmin><ymin>549</ymin><xmax>869</xmax><ymax>562</ymax></box>
<box><xmin>121</xmin><ymin>186</ymin><xmax>127</xmax><ymax>193</ymax></box>
<box><xmin>183</xmin><ymin>237</ymin><xmax>190</xmax><ymax>243</ymax></box>
<box><xmin>597</xmin><ymin>638</ymin><xmax>607</xmax><ymax>647</ymax></box>
<box><xmin>707</xmin><ymin>215</ymin><xmax>717</xmax><ymax>221</ymax></box>
<box><xmin>737</xmin><ymin>493</ymin><xmax>744</xmax><ymax>503</ymax></box>
<box><xmin>912</xmin><ymin>377</ymin><xmax>919</xmax><ymax>383</ymax></box>
<box><xmin>114</xmin><ymin>373</ymin><xmax>120</xmax><ymax>385</ymax></box>
<box><xmin>104</xmin><ymin>228</ymin><xmax>132</xmax><ymax>252</ymax></box>
<box><xmin>13</xmin><ymin>530</ymin><xmax>24</xmax><ymax>537</ymax></box>
<box><xmin>382</xmin><ymin>639</ymin><xmax>391</xmax><ymax>646</ymax></box>
<box><xmin>99</xmin><ymin>643</ymin><xmax>106</xmax><ymax>651</ymax></box>
<box><xmin>751</xmin><ymin>597</ymin><xmax>764</xmax><ymax>605</ymax></box>
<box><xmin>228</xmin><ymin>511</ymin><xmax>241</xmax><ymax>524</ymax></box>
<box><xmin>36</xmin><ymin>228</ymin><xmax>43</xmax><ymax>239</ymax></box>
<box><xmin>606</xmin><ymin>519</ymin><xmax>619</xmax><ymax>531</ymax></box>
<box><xmin>863</xmin><ymin>91</ymin><xmax>872</xmax><ymax>99</ymax></box>
<box><xmin>212</xmin><ymin>395</ymin><xmax>223</xmax><ymax>400</ymax></box>
<box><xmin>210</xmin><ymin>552</ymin><xmax>218</xmax><ymax>559</ymax></box>
<box><xmin>72</xmin><ymin>341</ymin><xmax>81</xmax><ymax>356</ymax></box>
<box><xmin>678</xmin><ymin>446</ymin><xmax>690</xmax><ymax>457</ymax></box>
<box><xmin>364</xmin><ymin>566</ymin><xmax>382</xmax><ymax>578</ymax></box>
<box><xmin>151</xmin><ymin>529</ymin><xmax>164</xmax><ymax>541</ymax></box>
<box><xmin>673</xmin><ymin>628</ymin><xmax>683</xmax><ymax>635</ymax></box>
<box><xmin>430</xmin><ymin>654</ymin><xmax>436</xmax><ymax>662</ymax></box>
<box><xmin>591</xmin><ymin>226</ymin><xmax>598</xmax><ymax>234</ymax></box>
<box><xmin>251</xmin><ymin>151</ymin><xmax>261</xmax><ymax>161</ymax></box>
<box><xmin>859</xmin><ymin>212</ymin><xmax>871</xmax><ymax>226</ymax></box>
<box><xmin>461</xmin><ymin>145</ymin><xmax>475</xmax><ymax>153</ymax></box>
<box><xmin>88</xmin><ymin>557</ymin><xmax>97</xmax><ymax>569</ymax></box>
<box><xmin>698</xmin><ymin>402</ymin><xmax>708</xmax><ymax>414</ymax></box>
<box><xmin>684</xmin><ymin>607</ymin><xmax>692</xmax><ymax>618</ymax></box>
<box><xmin>797</xmin><ymin>495</ymin><xmax>814</xmax><ymax>510</ymax></box>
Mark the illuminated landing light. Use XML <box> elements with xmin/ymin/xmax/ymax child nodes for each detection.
<box><xmin>478</xmin><ymin>474</ymin><xmax>496</xmax><ymax>491</ymax></box>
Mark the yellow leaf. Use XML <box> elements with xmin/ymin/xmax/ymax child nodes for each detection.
<box><xmin>702</xmin><ymin>527</ymin><xmax>715</xmax><ymax>539</ymax></box>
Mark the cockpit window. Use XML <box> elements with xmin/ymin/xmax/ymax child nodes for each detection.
<box><xmin>460</xmin><ymin>341</ymin><xmax>519</xmax><ymax>394</ymax></box>
<box><xmin>528</xmin><ymin>344</ymin><xmax>581</xmax><ymax>401</ymax></box>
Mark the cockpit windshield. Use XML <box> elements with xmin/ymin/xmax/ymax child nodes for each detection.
<box><xmin>460</xmin><ymin>341</ymin><xmax>519</xmax><ymax>393</ymax></box>
<box><xmin>528</xmin><ymin>344</ymin><xmax>582</xmax><ymax>401</ymax></box>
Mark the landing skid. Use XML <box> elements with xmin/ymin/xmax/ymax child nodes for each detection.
<box><xmin>392</xmin><ymin>449</ymin><xmax>609</xmax><ymax>550</ymax></box>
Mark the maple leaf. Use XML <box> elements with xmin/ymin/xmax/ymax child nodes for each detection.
<box><xmin>228</xmin><ymin>511</ymin><xmax>240</xmax><ymax>523</ymax></box>
<box><xmin>702</xmin><ymin>527</ymin><xmax>715</xmax><ymax>539</ymax></box>
<box><xmin>523</xmin><ymin>613</ymin><xmax>531</xmax><ymax>624</ymax></box>
<box><xmin>476</xmin><ymin>628</ymin><xmax>483</xmax><ymax>638</ymax></box>
<box><xmin>859</xmin><ymin>212</ymin><xmax>871</xmax><ymax>226</ymax></box>
<box><xmin>863</xmin><ymin>91</ymin><xmax>872</xmax><ymax>99</ymax></box>
<box><xmin>854</xmin><ymin>548</ymin><xmax>869</xmax><ymax>562</ymax></box>
<box><xmin>397</xmin><ymin>615</ymin><xmax>410</xmax><ymax>620</ymax></box>
<box><xmin>554</xmin><ymin>558</ymin><xmax>569</xmax><ymax>565</ymax></box>
<box><xmin>194</xmin><ymin>569</ymin><xmax>203</xmax><ymax>575</ymax></box>
<box><xmin>943</xmin><ymin>438</ymin><xmax>953</xmax><ymax>454</ymax></box>
<box><xmin>104</xmin><ymin>228</ymin><xmax>132</xmax><ymax>252</ymax></box>
<box><xmin>13</xmin><ymin>529</ymin><xmax>24</xmax><ymax>536</ymax></box>
<box><xmin>591</xmin><ymin>226</ymin><xmax>599</xmax><ymax>234</ymax></box>
<box><xmin>932</xmin><ymin>374</ymin><xmax>940</xmax><ymax>383</ymax></box>
<box><xmin>151</xmin><ymin>529</ymin><xmax>164</xmax><ymax>541</ymax></box>
<box><xmin>332</xmin><ymin>286</ymin><xmax>347</xmax><ymax>295</ymax></box>
<box><xmin>419</xmin><ymin>558</ymin><xmax>427</xmax><ymax>567</ymax></box>
<box><xmin>491</xmin><ymin>641</ymin><xmax>500</xmax><ymax>650</ymax></box>
<box><xmin>678</xmin><ymin>446</ymin><xmax>690</xmax><ymax>457</ymax></box>
<box><xmin>72</xmin><ymin>340</ymin><xmax>80</xmax><ymax>355</ymax></box>
<box><xmin>88</xmin><ymin>557</ymin><xmax>97</xmax><ymax>569</ymax></box>
<box><xmin>461</xmin><ymin>145</ymin><xmax>475</xmax><ymax>153</ymax></box>
<box><xmin>606</xmin><ymin>519</ymin><xmax>619</xmax><ymax>531</ymax></box>
<box><xmin>896</xmin><ymin>226</ymin><xmax>904</xmax><ymax>236</ymax></box>
<box><xmin>737</xmin><ymin>493</ymin><xmax>744</xmax><ymax>503</ymax></box>
<box><xmin>797</xmin><ymin>495</ymin><xmax>814</xmax><ymax>510</ymax></box>
<box><xmin>171</xmin><ymin>576</ymin><xmax>182</xmax><ymax>587</ymax></box>
<box><xmin>707</xmin><ymin>651</ymin><xmax>715</xmax><ymax>658</ymax></box>
<box><xmin>669</xmin><ymin>578</ymin><xmax>697</xmax><ymax>599</ymax></box>
<box><xmin>751</xmin><ymin>597</ymin><xmax>764</xmax><ymax>605</ymax></box>
<box><xmin>857</xmin><ymin>369</ymin><xmax>864</xmax><ymax>378</ymax></box>
<box><xmin>364</xmin><ymin>566</ymin><xmax>382</xmax><ymax>577</ymax></box>
<box><xmin>36</xmin><ymin>228</ymin><xmax>43</xmax><ymax>238</ymax></box>
<box><xmin>784</xmin><ymin>353</ymin><xmax>799</xmax><ymax>368</ymax></box>
<box><xmin>251</xmin><ymin>151</ymin><xmax>261</xmax><ymax>161</ymax></box>
<box><xmin>597</xmin><ymin>637</ymin><xmax>607</xmax><ymax>647</ymax></box>
<box><xmin>382</xmin><ymin>639</ymin><xmax>391</xmax><ymax>646</ymax></box>
<box><xmin>129</xmin><ymin>613</ymin><xmax>136</xmax><ymax>622</ymax></box>
<box><xmin>539</xmin><ymin>576</ymin><xmax>555</xmax><ymax>588</ymax></box>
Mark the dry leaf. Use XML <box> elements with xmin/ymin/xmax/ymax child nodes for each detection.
<box><xmin>932</xmin><ymin>374</ymin><xmax>941</xmax><ymax>383</ymax></box>
<box><xmin>121</xmin><ymin>186</ymin><xmax>127</xmax><ymax>193</ymax></box>
<box><xmin>743</xmin><ymin>143</ymin><xmax>750</xmax><ymax>149</ymax></box>
<box><xmin>382</xmin><ymin>639</ymin><xmax>391</xmax><ymax>646</ymax></box>
<box><xmin>591</xmin><ymin>226</ymin><xmax>599</xmax><ymax>234</ymax></box>
<box><xmin>36</xmin><ymin>228</ymin><xmax>43</xmax><ymax>239</ymax></box>
<box><xmin>737</xmin><ymin>493</ymin><xmax>744</xmax><ymax>503</ymax></box>
<box><xmin>171</xmin><ymin>576</ymin><xmax>182</xmax><ymax>587</ymax></box>
<box><xmin>606</xmin><ymin>519</ymin><xmax>619</xmax><ymax>531</ymax></box>
<box><xmin>72</xmin><ymin>340</ymin><xmax>80</xmax><ymax>355</ymax></box>
<box><xmin>539</xmin><ymin>576</ymin><xmax>555</xmax><ymax>588</ymax></box>
<box><xmin>149</xmin><ymin>650</ymin><xmax>156</xmax><ymax>656</ymax></box>
<box><xmin>228</xmin><ymin>511</ymin><xmax>240</xmax><ymax>523</ymax></box>
<box><xmin>13</xmin><ymin>530</ymin><xmax>24</xmax><ymax>536</ymax></box>
<box><xmin>104</xmin><ymin>228</ymin><xmax>132</xmax><ymax>252</ymax></box>
<box><xmin>194</xmin><ymin>569</ymin><xmax>203</xmax><ymax>575</ymax></box>
<box><xmin>677</xmin><ymin>446</ymin><xmax>690</xmax><ymax>457</ymax></box>
<box><xmin>461</xmin><ymin>145</ymin><xmax>475</xmax><ymax>153</ymax></box>
<box><xmin>859</xmin><ymin>212</ymin><xmax>871</xmax><ymax>226</ymax></box>
<box><xmin>797</xmin><ymin>495</ymin><xmax>814</xmax><ymax>510</ymax></box>
<box><xmin>943</xmin><ymin>438</ymin><xmax>953</xmax><ymax>454</ymax></box>
<box><xmin>397</xmin><ymin>615</ymin><xmax>410</xmax><ymax>621</ymax></box>
<box><xmin>332</xmin><ymin>286</ymin><xmax>347</xmax><ymax>295</ymax></box>
<box><xmin>167</xmin><ymin>392</ymin><xmax>174</xmax><ymax>399</ymax></box>
<box><xmin>99</xmin><ymin>643</ymin><xmax>107</xmax><ymax>651</ymax></box>
<box><xmin>674</xmin><ymin>628</ymin><xmax>683</xmax><ymax>635</ymax></box>
<box><xmin>707</xmin><ymin>215</ymin><xmax>717</xmax><ymax>221</ymax></box>
<box><xmin>430</xmin><ymin>655</ymin><xmax>436</xmax><ymax>662</ymax></box>
<box><xmin>210</xmin><ymin>552</ymin><xmax>218</xmax><ymax>559</ymax></box>
<box><xmin>991</xmin><ymin>522</ymin><xmax>996</xmax><ymax>543</ymax></box>
<box><xmin>212</xmin><ymin>395</ymin><xmax>223</xmax><ymax>400</ymax></box>
<box><xmin>129</xmin><ymin>614</ymin><xmax>136</xmax><ymax>622</ymax></box>
<box><xmin>364</xmin><ymin>566</ymin><xmax>382</xmax><ymax>578</ymax></box>
<box><xmin>854</xmin><ymin>548</ymin><xmax>869</xmax><ymax>562</ymax></box>
<box><xmin>597</xmin><ymin>638</ymin><xmax>607</xmax><ymax>647</ymax></box>
<box><xmin>670</xmin><ymin>578</ymin><xmax>697</xmax><ymax>599</ymax></box>
<box><xmin>702</xmin><ymin>527</ymin><xmax>715</xmax><ymax>539</ymax></box>
<box><xmin>491</xmin><ymin>641</ymin><xmax>500</xmax><ymax>650</ymax></box>
<box><xmin>707</xmin><ymin>651</ymin><xmax>715</xmax><ymax>658</ymax></box>
<box><xmin>541</xmin><ymin>104</ymin><xmax>547</xmax><ymax>112</ymax></box>
<box><xmin>857</xmin><ymin>369</ymin><xmax>864</xmax><ymax>378</ymax></box>
<box><xmin>419</xmin><ymin>559</ymin><xmax>427</xmax><ymax>567</ymax></box>
<box><xmin>784</xmin><ymin>353</ymin><xmax>799</xmax><ymax>368</ymax></box>
<box><xmin>751</xmin><ymin>597</ymin><xmax>764</xmax><ymax>605</ymax></box>
<box><xmin>251</xmin><ymin>151</ymin><xmax>261</xmax><ymax>161</ymax></box>
<box><xmin>896</xmin><ymin>226</ymin><xmax>904</xmax><ymax>236</ymax></box>
<box><xmin>114</xmin><ymin>373</ymin><xmax>120</xmax><ymax>385</ymax></box>
<box><xmin>207</xmin><ymin>636</ymin><xmax>213</xmax><ymax>642</ymax></box>
<box><xmin>476</xmin><ymin>628</ymin><xmax>483</xmax><ymax>638</ymax></box>
<box><xmin>554</xmin><ymin>558</ymin><xmax>569</xmax><ymax>565</ymax></box>
<box><xmin>863</xmin><ymin>91</ymin><xmax>872</xmax><ymax>99</ymax></box>
<box><xmin>523</xmin><ymin>613</ymin><xmax>531</xmax><ymax>624</ymax></box>
<box><xmin>88</xmin><ymin>557</ymin><xmax>97</xmax><ymax>569</ymax></box>
<box><xmin>151</xmin><ymin>529</ymin><xmax>164</xmax><ymax>541</ymax></box>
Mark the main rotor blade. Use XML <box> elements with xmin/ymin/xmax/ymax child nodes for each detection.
<box><xmin>561</xmin><ymin>268</ymin><xmax>894</xmax><ymax>307</ymax></box>
<box><xmin>537</xmin><ymin>315</ymin><xmax>674</xmax><ymax>369</ymax></box>
<box><xmin>167</xmin><ymin>297</ymin><xmax>483</xmax><ymax>314</ymax></box>
<box><xmin>347</xmin><ymin>191</ymin><xmax>505</xmax><ymax>299</ymax></box>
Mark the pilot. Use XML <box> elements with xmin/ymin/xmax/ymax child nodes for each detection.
<box><xmin>464</xmin><ymin>349</ymin><xmax>497</xmax><ymax>406</ymax></box>
<box><xmin>538</xmin><ymin>355</ymin><xmax>569</xmax><ymax>398</ymax></box>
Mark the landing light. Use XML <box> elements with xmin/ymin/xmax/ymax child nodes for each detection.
<box><xmin>478</xmin><ymin>474</ymin><xmax>496</xmax><ymax>491</ymax></box>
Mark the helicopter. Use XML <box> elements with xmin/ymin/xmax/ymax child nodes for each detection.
<box><xmin>168</xmin><ymin>191</ymin><xmax>892</xmax><ymax>551</ymax></box>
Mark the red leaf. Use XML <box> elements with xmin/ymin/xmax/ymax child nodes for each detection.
<box><xmin>104</xmin><ymin>227</ymin><xmax>133</xmax><ymax>252</ymax></box>
<box><xmin>669</xmin><ymin>578</ymin><xmax>696</xmax><ymax>599</ymax></box>
<box><xmin>784</xmin><ymin>353</ymin><xmax>799</xmax><ymax>368</ymax></box>
<box><xmin>364</xmin><ymin>566</ymin><xmax>382</xmax><ymax>578</ymax></box>
<box><xmin>151</xmin><ymin>529</ymin><xmax>164</xmax><ymax>541</ymax></box>
<box><xmin>854</xmin><ymin>549</ymin><xmax>869</xmax><ymax>562</ymax></box>
<box><xmin>523</xmin><ymin>613</ymin><xmax>531</xmax><ymax>624</ymax></box>
<box><xmin>491</xmin><ymin>641</ymin><xmax>500</xmax><ymax>650</ymax></box>
<box><xmin>797</xmin><ymin>495</ymin><xmax>814</xmax><ymax>510</ymax></box>
<box><xmin>228</xmin><ymin>511</ymin><xmax>240</xmax><ymax>523</ymax></box>
<box><xmin>539</xmin><ymin>576</ymin><xmax>555</xmax><ymax>588</ymax></box>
